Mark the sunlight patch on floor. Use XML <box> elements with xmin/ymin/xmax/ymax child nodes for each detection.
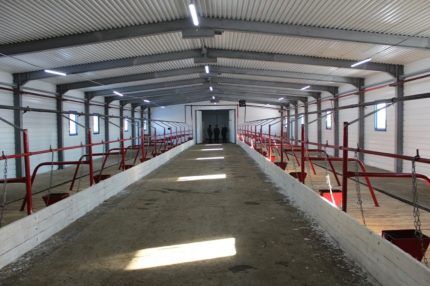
<box><xmin>177</xmin><ymin>174</ymin><xmax>226</xmax><ymax>181</ymax></box>
<box><xmin>126</xmin><ymin>238</ymin><xmax>236</xmax><ymax>270</ymax></box>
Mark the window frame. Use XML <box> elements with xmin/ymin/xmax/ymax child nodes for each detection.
<box><xmin>69</xmin><ymin>113</ymin><xmax>78</xmax><ymax>136</ymax></box>
<box><xmin>124</xmin><ymin>118</ymin><xmax>129</xmax><ymax>132</ymax></box>
<box><xmin>374</xmin><ymin>103</ymin><xmax>387</xmax><ymax>131</ymax></box>
<box><xmin>92</xmin><ymin>115</ymin><xmax>100</xmax><ymax>134</ymax></box>
<box><xmin>325</xmin><ymin>111</ymin><xmax>332</xmax><ymax>130</ymax></box>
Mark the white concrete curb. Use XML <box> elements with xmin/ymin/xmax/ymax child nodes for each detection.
<box><xmin>0</xmin><ymin>140</ymin><xmax>195</xmax><ymax>269</ymax></box>
<box><xmin>238</xmin><ymin>140</ymin><xmax>430</xmax><ymax>286</ymax></box>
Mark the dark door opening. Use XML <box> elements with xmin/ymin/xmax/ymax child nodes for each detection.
<box><xmin>202</xmin><ymin>110</ymin><xmax>230</xmax><ymax>143</ymax></box>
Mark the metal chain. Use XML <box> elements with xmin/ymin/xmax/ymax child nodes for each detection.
<box><xmin>0</xmin><ymin>152</ymin><xmax>8</xmax><ymax>227</ymax></box>
<box><xmin>411</xmin><ymin>151</ymin><xmax>428</xmax><ymax>265</ymax></box>
<box><xmin>354</xmin><ymin>146</ymin><xmax>366</xmax><ymax>225</ymax></box>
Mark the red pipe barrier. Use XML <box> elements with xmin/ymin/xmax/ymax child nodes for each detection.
<box><xmin>23</xmin><ymin>130</ymin><xmax>33</xmax><ymax>215</ymax></box>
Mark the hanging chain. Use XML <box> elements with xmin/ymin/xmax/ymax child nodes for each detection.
<box><xmin>411</xmin><ymin>150</ymin><xmax>428</xmax><ymax>265</ymax></box>
<box><xmin>0</xmin><ymin>152</ymin><xmax>8</xmax><ymax>227</ymax></box>
<box><xmin>355</xmin><ymin>145</ymin><xmax>366</xmax><ymax>225</ymax></box>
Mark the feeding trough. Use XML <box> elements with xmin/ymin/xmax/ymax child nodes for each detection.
<box><xmin>275</xmin><ymin>162</ymin><xmax>287</xmax><ymax>170</ymax></box>
<box><xmin>289</xmin><ymin>172</ymin><xmax>307</xmax><ymax>181</ymax></box>
<box><xmin>93</xmin><ymin>174</ymin><xmax>111</xmax><ymax>183</ymax></box>
<box><xmin>319</xmin><ymin>188</ymin><xmax>342</xmax><ymax>207</ymax></box>
<box><xmin>382</xmin><ymin>229</ymin><xmax>430</xmax><ymax>261</ymax></box>
<box><xmin>42</xmin><ymin>193</ymin><xmax>70</xmax><ymax>206</ymax></box>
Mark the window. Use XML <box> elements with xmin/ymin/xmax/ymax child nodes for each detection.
<box><xmin>300</xmin><ymin>115</ymin><xmax>304</xmax><ymax>125</ymax></box>
<box><xmin>92</xmin><ymin>115</ymin><xmax>100</xmax><ymax>134</ymax></box>
<box><xmin>374</xmin><ymin>103</ymin><xmax>387</xmax><ymax>131</ymax></box>
<box><xmin>124</xmin><ymin>118</ymin><xmax>129</xmax><ymax>132</ymax></box>
<box><xmin>325</xmin><ymin>111</ymin><xmax>332</xmax><ymax>129</ymax></box>
<box><xmin>69</xmin><ymin>113</ymin><xmax>78</xmax><ymax>136</ymax></box>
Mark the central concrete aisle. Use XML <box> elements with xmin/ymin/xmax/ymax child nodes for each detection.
<box><xmin>0</xmin><ymin>144</ymin><xmax>373</xmax><ymax>286</ymax></box>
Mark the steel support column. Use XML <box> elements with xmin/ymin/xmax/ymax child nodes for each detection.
<box><xmin>303</xmin><ymin>99</ymin><xmax>309</xmax><ymax>140</ymax></box>
<box><xmin>104</xmin><ymin>97</ymin><xmax>110</xmax><ymax>151</ymax></box>
<box><xmin>316</xmin><ymin>95</ymin><xmax>322</xmax><ymax>146</ymax></box>
<box><xmin>131</xmin><ymin>104</ymin><xmax>136</xmax><ymax>145</ymax></box>
<box><xmin>333</xmin><ymin>92</ymin><xmax>340</xmax><ymax>157</ymax></box>
<box><xmin>286</xmin><ymin>104</ymin><xmax>291</xmax><ymax>140</ymax></box>
<box><xmin>12</xmin><ymin>76</ymin><xmax>23</xmax><ymax>177</ymax></box>
<box><xmin>56</xmin><ymin>87</ymin><xmax>65</xmax><ymax>168</ymax></box>
<box><xmin>294</xmin><ymin>102</ymin><xmax>299</xmax><ymax>144</ymax></box>
<box><xmin>358</xmin><ymin>79</ymin><xmax>365</xmax><ymax>161</ymax></box>
<box><xmin>84</xmin><ymin>93</ymin><xmax>91</xmax><ymax>150</ymax></box>
<box><xmin>395</xmin><ymin>65</ymin><xmax>405</xmax><ymax>172</ymax></box>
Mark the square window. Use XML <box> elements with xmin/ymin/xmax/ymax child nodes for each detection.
<box><xmin>92</xmin><ymin>115</ymin><xmax>100</xmax><ymax>134</ymax></box>
<box><xmin>325</xmin><ymin>111</ymin><xmax>332</xmax><ymax>129</ymax></box>
<box><xmin>374</xmin><ymin>103</ymin><xmax>387</xmax><ymax>131</ymax></box>
<box><xmin>69</xmin><ymin>113</ymin><xmax>78</xmax><ymax>136</ymax></box>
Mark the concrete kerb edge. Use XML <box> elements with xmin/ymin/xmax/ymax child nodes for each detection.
<box><xmin>0</xmin><ymin>139</ymin><xmax>195</xmax><ymax>269</ymax></box>
<box><xmin>238</xmin><ymin>140</ymin><xmax>430</xmax><ymax>286</ymax></box>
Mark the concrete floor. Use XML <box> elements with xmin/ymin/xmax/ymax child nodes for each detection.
<box><xmin>0</xmin><ymin>144</ymin><xmax>373</xmax><ymax>285</ymax></box>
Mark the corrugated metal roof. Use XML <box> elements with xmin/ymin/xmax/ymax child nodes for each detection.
<box><xmin>81</xmin><ymin>73</ymin><xmax>200</xmax><ymax>92</ymax></box>
<box><xmin>205</xmin><ymin>31</ymin><xmax>430</xmax><ymax>64</ymax></box>
<box><xmin>217</xmin><ymin>73</ymin><xmax>342</xmax><ymax>87</ymax></box>
<box><xmin>44</xmin><ymin>59</ymin><xmax>197</xmax><ymax>85</ymax></box>
<box><xmin>2</xmin><ymin>0</ymin><xmax>430</xmax><ymax>45</ymax></box>
<box><xmin>215</xmin><ymin>58</ymin><xmax>378</xmax><ymax>78</ymax></box>
<box><xmin>0</xmin><ymin>32</ymin><xmax>200</xmax><ymax>72</ymax></box>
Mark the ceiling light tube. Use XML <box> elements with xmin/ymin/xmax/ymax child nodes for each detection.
<box><xmin>188</xmin><ymin>3</ymin><xmax>199</xmax><ymax>26</ymax></box>
<box><xmin>278</xmin><ymin>97</ymin><xmax>284</xmax><ymax>101</ymax></box>
<box><xmin>44</xmin><ymin>69</ymin><xmax>66</xmax><ymax>76</ymax></box>
<box><xmin>212</xmin><ymin>95</ymin><xmax>215</xmax><ymax>99</ymax></box>
<box><xmin>351</xmin><ymin>58</ymin><xmax>372</xmax><ymax>68</ymax></box>
<box><xmin>301</xmin><ymin>85</ymin><xmax>310</xmax><ymax>90</ymax></box>
<box><xmin>205</xmin><ymin>65</ymin><xmax>210</xmax><ymax>74</ymax></box>
<box><xmin>113</xmin><ymin>91</ymin><xmax>124</xmax><ymax>97</ymax></box>
<box><xmin>209</xmin><ymin>86</ymin><xmax>213</xmax><ymax>91</ymax></box>
<box><xmin>143</xmin><ymin>99</ymin><xmax>150</xmax><ymax>103</ymax></box>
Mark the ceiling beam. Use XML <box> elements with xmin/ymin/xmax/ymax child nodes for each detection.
<box><xmin>89</xmin><ymin>76</ymin><xmax>330</xmax><ymax>99</ymax></box>
<box><xmin>207</xmin><ymin>49</ymin><xmax>397</xmax><ymax>74</ymax></box>
<box><xmin>2</xmin><ymin>18</ymin><xmax>429</xmax><ymax>57</ymax></box>
<box><xmin>58</xmin><ymin>65</ymin><xmax>356</xmax><ymax>93</ymax></box>
<box><xmin>16</xmin><ymin>47</ymin><xmax>397</xmax><ymax>84</ymax></box>
<box><xmin>210</xmin><ymin>77</ymin><xmax>337</xmax><ymax>93</ymax></box>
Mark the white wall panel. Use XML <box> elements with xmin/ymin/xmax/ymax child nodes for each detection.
<box><xmin>63</xmin><ymin>90</ymin><xmax>85</xmax><ymax>163</ymax></box>
<box><xmin>22</xmin><ymin>81</ymin><xmax>57</xmax><ymax>174</ymax></box>
<box><xmin>321</xmin><ymin>93</ymin><xmax>334</xmax><ymax>155</ymax></box>
<box><xmin>339</xmin><ymin>94</ymin><xmax>359</xmax><ymax>157</ymax></box>
<box><xmin>108</xmin><ymin>102</ymin><xmax>120</xmax><ymax>149</ymax></box>
<box><xmin>363</xmin><ymin>73</ymin><xmax>396</xmax><ymax>171</ymax></box>
<box><xmin>307</xmin><ymin>101</ymin><xmax>318</xmax><ymax>144</ymax></box>
<box><xmin>0</xmin><ymin>71</ymin><xmax>15</xmax><ymax>177</ymax></box>
<box><xmin>90</xmin><ymin>97</ymin><xmax>105</xmax><ymax>154</ymax></box>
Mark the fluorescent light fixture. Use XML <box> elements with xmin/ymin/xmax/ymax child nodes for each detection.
<box><xmin>44</xmin><ymin>69</ymin><xmax>66</xmax><ymax>76</ymax></box>
<box><xmin>177</xmin><ymin>173</ymin><xmax>226</xmax><ymax>182</ymax></box>
<box><xmin>195</xmin><ymin>156</ymin><xmax>225</xmax><ymax>160</ymax></box>
<box><xmin>113</xmin><ymin>91</ymin><xmax>124</xmax><ymax>97</ymax></box>
<box><xmin>161</xmin><ymin>106</ymin><xmax>165</xmax><ymax>109</ymax></box>
<box><xmin>143</xmin><ymin>99</ymin><xmax>150</xmax><ymax>103</ymax></box>
<box><xmin>351</xmin><ymin>58</ymin><xmax>372</xmax><ymax>67</ymax></box>
<box><xmin>126</xmin><ymin>238</ymin><xmax>236</xmax><ymax>270</ymax></box>
<box><xmin>300</xmin><ymin>85</ymin><xmax>310</xmax><ymax>90</ymax></box>
<box><xmin>209</xmin><ymin>86</ymin><xmax>213</xmax><ymax>92</ymax></box>
<box><xmin>201</xmin><ymin>148</ymin><xmax>223</xmax><ymax>151</ymax></box>
<box><xmin>278</xmin><ymin>97</ymin><xmax>284</xmax><ymax>101</ymax></box>
<box><xmin>212</xmin><ymin>95</ymin><xmax>215</xmax><ymax>100</ymax></box>
<box><xmin>205</xmin><ymin>144</ymin><xmax>222</xmax><ymax>146</ymax></box>
<box><xmin>214</xmin><ymin>102</ymin><xmax>217</xmax><ymax>105</ymax></box>
<box><xmin>188</xmin><ymin>3</ymin><xmax>199</xmax><ymax>26</ymax></box>
<box><xmin>205</xmin><ymin>65</ymin><xmax>210</xmax><ymax>74</ymax></box>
